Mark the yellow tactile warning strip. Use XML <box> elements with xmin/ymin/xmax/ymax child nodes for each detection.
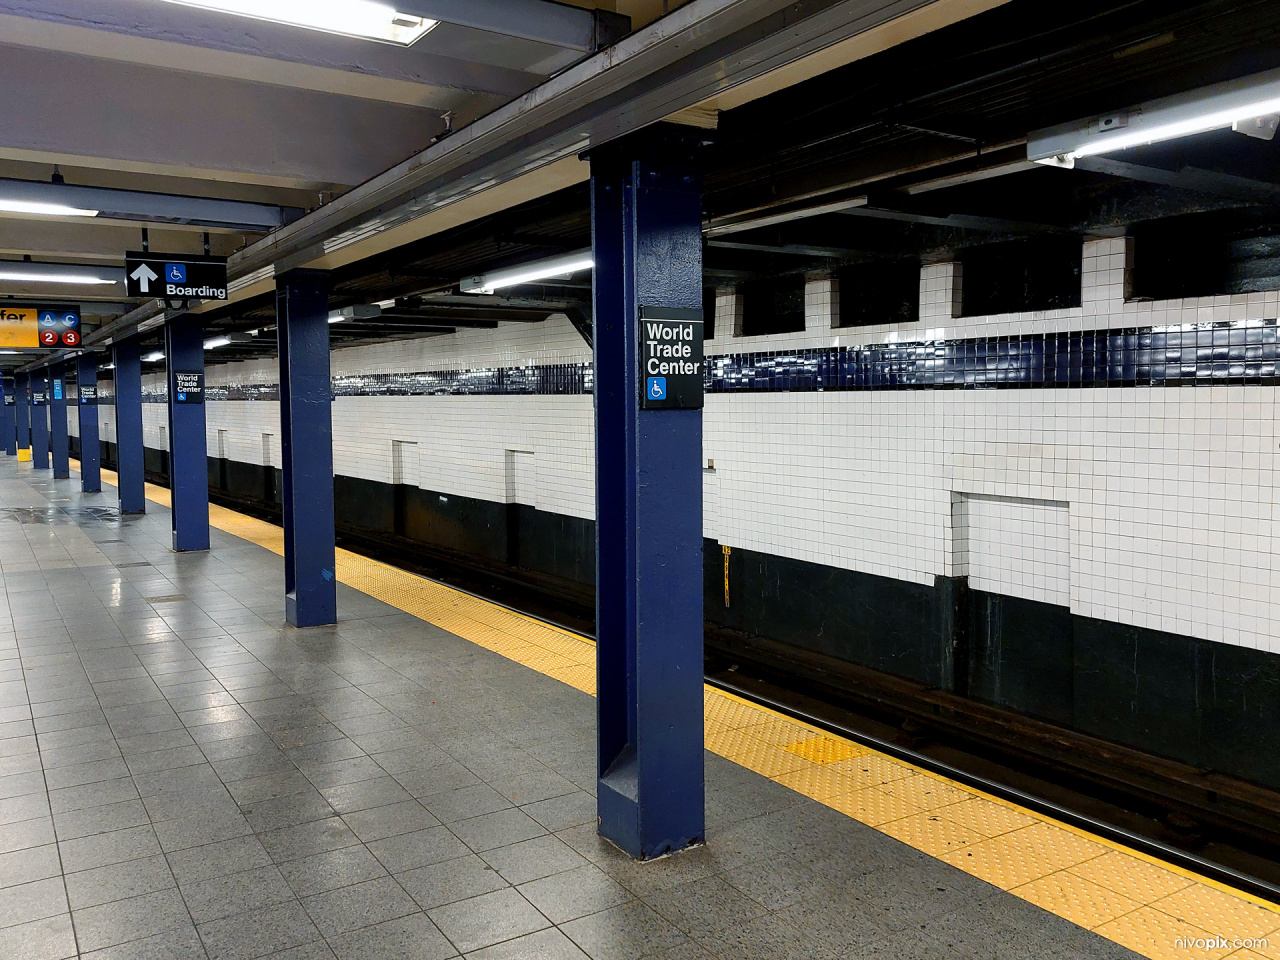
<box><xmin>70</xmin><ymin>461</ymin><xmax>1280</xmax><ymax>959</ymax></box>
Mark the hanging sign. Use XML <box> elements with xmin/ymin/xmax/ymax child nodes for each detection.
<box><xmin>125</xmin><ymin>252</ymin><xmax>227</xmax><ymax>301</ymax></box>
<box><xmin>639</xmin><ymin>307</ymin><xmax>704</xmax><ymax>410</ymax></box>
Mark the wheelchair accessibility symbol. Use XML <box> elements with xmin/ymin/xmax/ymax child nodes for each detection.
<box><xmin>647</xmin><ymin>376</ymin><xmax>667</xmax><ymax>400</ymax></box>
<box><xmin>166</xmin><ymin>263</ymin><xmax>187</xmax><ymax>283</ymax></box>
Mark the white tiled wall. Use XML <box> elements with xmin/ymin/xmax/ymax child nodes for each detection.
<box><xmin>67</xmin><ymin>237</ymin><xmax>1280</xmax><ymax>655</ymax></box>
<box><xmin>955</xmin><ymin>493</ymin><xmax>1071</xmax><ymax>607</ymax></box>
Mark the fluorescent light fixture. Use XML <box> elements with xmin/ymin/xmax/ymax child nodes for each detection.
<box><xmin>1029</xmin><ymin>67</ymin><xmax>1280</xmax><ymax>165</ymax></box>
<box><xmin>142</xmin><ymin>351</ymin><xmax>165</xmax><ymax>362</ymax></box>
<box><xmin>203</xmin><ymin>336</ymin><xmax>231</xmax><ymax>349</ymax></box>
<box><xmin>0</xmin><ymin>349</ymin><xmax>20</xmax><ymax>355</ymax></box>
<box><xmin>460</xmin><ymin>250</ymin><xmax>594</xmax><ymax>295</ymax></box>
<box><xmin>157</xmin><ymin>0</ymin><xmax>437</xmax><ymax>45</ymax></box>
<box><xmin>328</xmin><ymin>310</ymin><xmax>344</xmax><ymax>324</ymax></box>
<box><xmin>102</xmin><ymin>363</ymin><xmax>115</xmax><ymax>370</ymax></box>
<box><xmin>0</xmin><ymin>199</ymin><xmax>99</xmax><ymax>218</ymax></box>
<box><xmin>0</xmin><ymin>262</ymin><xmax>122</xmax><ymax>286</ymax></box>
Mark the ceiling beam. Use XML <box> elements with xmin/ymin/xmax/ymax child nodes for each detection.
<box><xmin>707</xmin><ymin>239</ymin><xmax>855</xmax><ymax>258</ymax></box>
<box><xmin>839</xmin><ymin>205</ymin><xmax>1076</xmax><ymax>235</ymax></box>
<box><xmin>0</xmin><ymin>46</ymin><xmax>447</xmax><ymax>190</ymax></box>
<box><xmin>0</xmin><ymin>0</ymin><xmax>538</xmax><ymax>109</ymax></box>
<box><xmin>0</xmin><ymin>219</ymin><xmax>246</xmax><ymax>263</ymax></box>
<box><xmin>399</xmin><ymin>0</ymin><xmax>629</xmax><ymax>52</ymax></box>
<box><xmin>0</xmin><ymin>179</ymin><xmax>299</xmax><ymax>231</ymax></box>
<box><xmin>1072</xmin><ymin>157</ymin><xmax>1280</xmax><ymax>204</ymax></box>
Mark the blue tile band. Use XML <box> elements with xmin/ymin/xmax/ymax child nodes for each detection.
<box><xmin>110</xmin><ymin>318</ymin><xmax>1280</xmax><ymax>401</ymax></box>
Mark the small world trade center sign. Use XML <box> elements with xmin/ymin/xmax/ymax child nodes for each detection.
<box><xmin>639</xmin><ymin>307</ymin><xmax>703</xmax><ymax>410</ymax></box>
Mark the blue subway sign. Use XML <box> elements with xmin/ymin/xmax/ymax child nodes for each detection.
<box><xmin>639</xmin><ymin>307</ymin><xmax>703</xmax><ymax>410</ymax></box>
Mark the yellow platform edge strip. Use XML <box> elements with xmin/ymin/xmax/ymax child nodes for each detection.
<box><xmin>69</xmin><ymin>461</ymin><xmax>1280</xmax><ymax>960</ymax></box>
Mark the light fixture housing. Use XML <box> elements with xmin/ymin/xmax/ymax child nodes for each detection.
<box><xmin>0</xmin><ymin>262</ymin><xmax>123</xmax><ymax>286</ymax></box>
<box><xmin>143</xmin><ymin>351</ymin><xmax>165</xmax><ymax>362</ymax></box>
<box><xmin>157</xmin><ymin>0</ymin><xmax>437</xmax><ymax>45</ymax></box>
<box><xmin>0</xmin><ymin>199</ymin><xmax>99</xmax><ymax>218</ymax></box>
<box><xmin>460</xmin><ymin>250</ymin><xmax>594</xmax><ymax>295</ymax></box>
<box><xmin>1029</xmin><ymin>66</ymin><xmax>1280</xmax><ymax>165</ymax></box>
<box><xmin>203</xmin><ymin>336</ymin><xmax>232</xmax><ymax>349</ymax></box>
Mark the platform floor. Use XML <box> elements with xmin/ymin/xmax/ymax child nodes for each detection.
<box><xmin>0</xmin><ymin>457</ymin><xmax>1273</xmax><ymax>960</ymax></box>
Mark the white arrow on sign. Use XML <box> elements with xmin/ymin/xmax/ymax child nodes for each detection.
<box><xmin>129</xmin><ymin>263</ymin><xmax>159</xmax><ymax>293</ymax></box>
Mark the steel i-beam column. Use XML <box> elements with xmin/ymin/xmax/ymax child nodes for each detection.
<box><xmin>113</xmin><ymin>339</ymin><xmax>146</xmax><ymax>515</ymax></box>
<box><xmin>1</xmin><ymin>378</ymin><xmax>13</xmax><ymax>455</ymax></box>
<box><xmin>276</xmin><ymin>269</ymin><xmax>337</xmax><ymax>627</ymax></box>
<box><xmin>50</xmin><ymin>364</ymin><xmax>69</xmax><ymax>479</ymax></box>
<box><xmin>14</xmin><ymin>374</ymin><xmax>29</xmax><ymax>456</ymax></box>
<box><xmin>591</xmin><ymin>126</ymin><xmax>706</xmax><ymax>859</ymax></box>
<box><xmin>30</xmin><ymin>370</ymin><xmax>49</xmax><ymax>470</ymax></box>
<box><xmin>77</xmin><ymin>356</ymin><xmax>101</xmax><ymax>493</ymax></box>
<box><xmin>165</xmin><ymin>315</ymin><xmax>209</xmax><ymax>552</ymax></box>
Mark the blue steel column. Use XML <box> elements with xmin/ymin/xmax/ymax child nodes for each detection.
<box><xmin>30</xmin><ymin>370</ymin><xmax>49</xmax><ymax>470</ymax></box>
<box><xmin>77</xmin><ymin>357</ymin><xmax>101</xmax><ymax>492</ymax></box>
<box><xmin>276</xmin><ymin>269</ymin><xmax>337</xmax><ymax>627</ymax></box>
<box><xmin>50</xmin><ymin>364</ymin><xmax>69</xmax><ymax>479</ymax></box>
<box><xmin>113</xmin><ymin>339</ymin><xmax>146</xmax><ymax>515</ymax></box>
<box><xmin>165</xmin><ymin>315</ymin><xmax>209</xmax><ymax>552</ymax></box>
<box><xmin>591</xmin><ymin>127</ymin><xmax>705</xmax><ymax>859</ymax></box>
<box><xmin>14</xmin><ymin>374</ymin><xmax>29</xmax><ymax>455</ymax></box>
<box><xmin>1</xmin><ymin>378</ymin><xmax>13</xmax><ymax>455</ymax></box>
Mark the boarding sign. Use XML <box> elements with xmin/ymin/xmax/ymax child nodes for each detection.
<box><xmin>173</xmin><ymin>371</ymin><xmax>204</xmax><ymax>404</ymax></box>
<box><xmin>0</xmin><ymin>305</ymin><xmax>81</xmax><ymax>348</ymax></box>
<box><xmin>126</xmin><ymin>252</ymin><xmax>228</xmax><ymax>301</ymax></box>
<box><xmin>639</xmin><ymin>307</ymin><xmax>703</xmax><ymax>410</ymax></box>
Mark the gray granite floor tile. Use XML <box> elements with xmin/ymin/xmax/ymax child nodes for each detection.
<box><xmin>277</xmin><ymin>844</ymin><xmax>389</xmax><ymax>898</ymax></box>
<box><xmin>0</xmin><ymin>913</ymin><xmax>78</xmax><ymax>960</ymax></box>
<box><xmin>465</xmin><ymin>927</ymin><xmax>590</xmax><ymax>960</ymax></box>
<box><xmin>64</xmin><ymin>854</ymin><xmax>178</xmax><ymax>910</ymax></box>
<box><xmin>517</xmin><ymin>864</ymin><xmax>633</xmax><ymax>924</ymax></box>
<box><xmin>327</xmin><ymin>913</ymin><xmax>458</xmax><ymax>960</ymax></box>
<box><xmin>397</xmin><ymin>854</ymin><xmax>511</xmax><ymax>910</ymax></box>
<box><xmin>428</xmin><ymin>888</ymin><xmax>551</xmax><ymax>954</ymax></box>
<box><xmin>367</xmin><ymin>825</ymin><xmax>471</xmax><ymax>873</ymax></box>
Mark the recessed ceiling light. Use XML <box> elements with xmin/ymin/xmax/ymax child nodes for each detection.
<box><xmin>156</xmin><ymin>0</ymin><xmax>437</xmax><ymax>45</ymax></box>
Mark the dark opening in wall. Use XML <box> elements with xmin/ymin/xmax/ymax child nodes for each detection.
<box><xmin>739</xmin><ymin>275</ymin><xmax>806</xmax><ymax>336</ymax></box>
<box><xmin>702</xmin><ymin>284</ymin><xmax>717</xmax><ymax>340</ymax></box>
<box><xmin>835</xmin><ymin>260</ymin><xmax>919</xmax><ymax>327</ymax></box>
<box><xmin>961</xmin><ymin>237</ymin><xmax>1082</xmax><ymax>316</ymax></box>
<box><xmin>1132</xmin><ymin>212</ymin><xmax>1280</xmax><ymax>301</ymax></box>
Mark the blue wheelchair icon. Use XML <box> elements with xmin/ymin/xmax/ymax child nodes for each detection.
<box><xmin>166</xmin><ymin>263</ymin><xmax>187</xmax><ymax>283</ymax></box>
<box><xmin>647</xmin><ymin>377</ymin><xmax>667</xmax><ymax>400</ymax></box>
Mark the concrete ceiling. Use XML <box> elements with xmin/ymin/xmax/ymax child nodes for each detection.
<box><xmin>0</xmin><ymin>0</ymin><xmax>624</xmax><ymax>345</ymax></box>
